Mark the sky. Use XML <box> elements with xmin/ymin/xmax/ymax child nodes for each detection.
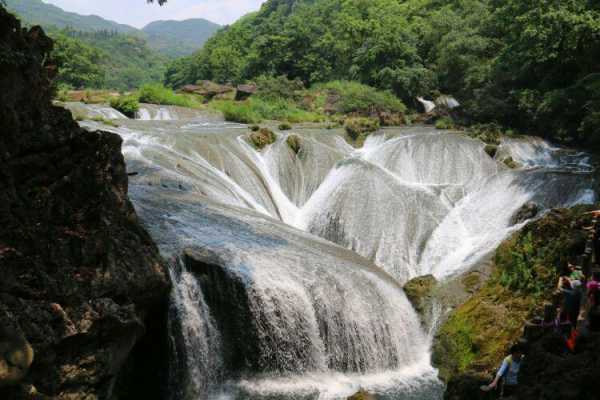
<box><xmin>42</xmin><ymin>0</ymin><xmax>265</xmax><ymax>28</ymax></box>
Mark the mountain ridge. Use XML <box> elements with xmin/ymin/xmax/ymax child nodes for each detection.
<box><xmin>5</xmin><ymin>0</ymin><xmax>220</xmax><ymax>57</ymax></box>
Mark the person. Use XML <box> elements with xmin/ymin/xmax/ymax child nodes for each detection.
<box><xmin>561</xmin><ymin>278</ymin><xmax>582</xmax><ymax>326</ymax></box>
<box><xmin>568</xmin><ymin>263</ymin><xmax>585</xmax><ymax>283</ymax></box>
<box><xmin>587</xmin><ymin>270</ymin><xmax>600</xmax><ymax>308</ymax></box>
<box><xmin>481</xmin><ymin>344</ymin><xmax>523</xmax><ymax>397</ymax></box>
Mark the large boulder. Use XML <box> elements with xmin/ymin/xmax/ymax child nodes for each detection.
<box><xmin>511</xmin><ymin>202</ymin><xmax>539</xmax><ymax>225</ymax></box>
<box><xmin>0</xmin><ymin>7</ymin><xmax>170</xmax><ymax>399</ymax></box>
<box><xmin>191</xmin><ymin>80</ymin><xmax>234</xmax><ymax>99</ymax></box>
<box><xmin>235</xmin><ymin>83</ymin><xmax>257</xmax><ymax>101</ymax></box>
<box><xmin>403</xmin><ymin>275</ymin><xmax>437</xmax><ymax>320</ymax></box>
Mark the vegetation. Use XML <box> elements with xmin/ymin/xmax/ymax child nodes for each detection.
<box><xmin>167</xmin><ymin>0</ymin><xmax>600</xmax><ymax>147</ymax></box>
<box><xmin>248</xmin><ymin>128</ymin><xmax>277</xmax><ymax>149</ymax></box>
<box><xmin>344</xmin><ymin>117</ymin><xmax>380</xmax><ymax>147</ymax></box>
<box><xmin>210</xmin><ymin>97</ymin><xmax>322</xmax><ymax>124</ymax></box>
<box><xmin>142</xmin><ymin>19</ymin><xmax>221</xmax><ymax>58</ymax></box>
<box><xmin>433</xmin><ymin>206</ymin><xmax>594</xmax><ymax>381</ymax></box>
<box><xmin>278</xmin><ymin>123</ymin><xmax>292</xmax><ymax>131</ymax></box>
<box><xmin>109</xmin><ymin>95</ymin><xmax>140</xmax><ymax>118</ymax></box>
<box><xmin>286</xmin><ymin>135</ymin><xmax>301</xmax><ymax>154</ymax></box>
<box><xmin>138</xmin><ymin>83</ymin><xmax>202</xmax><ymax>108</ymax></box>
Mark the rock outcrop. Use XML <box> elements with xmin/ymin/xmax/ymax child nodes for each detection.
<box><xmin>0</xmin><ymin>7</ymin><xmax>170</xmax><ymax>399</ymax></box>
<box><xmin>403</xmin><ymin>275</ymin><xmax>437</xmax><ymax>320</ymax></box>
<box><xmin>436</xmin><ymin>206</ymin><xmax>598</xmax><ymax>400</ymax></box>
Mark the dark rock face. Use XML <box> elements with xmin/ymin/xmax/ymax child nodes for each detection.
<box><xmin>517</xmin><ymin>331</ymin><xmax>600</xmax><ymax>400</ymax></box>
<box><xmin>511</xmin><ymin>202</ymin><xmax>539</xmax><ymax>225</ymax></box>
<box><xmin>0</xmin><ymin>7</ymin><xmax>170</xmax><ymax>399</ymax></box>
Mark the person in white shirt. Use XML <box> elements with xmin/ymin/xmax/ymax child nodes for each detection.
<box><xmin>482</xmin><ymin>344</ymin><xmax>524</xmax><ymax>397</ymax></box>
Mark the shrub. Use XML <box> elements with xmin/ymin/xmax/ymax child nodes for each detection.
<box><xmin>137</xmin><ymin>83</ymin><xmax>201</xmax><ymax>108</ymax></box>
<box><xmin>435</xmin><ymin>116</ymin><xmax>454</xmax><ymax>130</ymax></box>
<box><xmin>250</xmin><ymin>125</ymin><xmax>260</xmax><ymax>131</ymax></box>
<box><xmin>255</xmin><ymin>75</ymin><xmax>305</xmax><ymax>101</ymax></box>
<box><xmin>279</xmin><ymin>123</ymin><xmax>292</xmax><ymax>130</ymax></box>
<box><xmin>110</xmin><ymin>95</ymin><xmax>139</xmax><ymax>118</ymax></box>
<box><xmin>249</xmin><ymin>128</ymin><xmax>277</xmax><ymax>149</ymax></box>
<box><xmin>312</xmin><ymin>81</ymin><xmax>406</xmax><ymax>115</ymax></box>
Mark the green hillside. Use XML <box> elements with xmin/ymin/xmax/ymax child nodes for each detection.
<box><xmin>166</xmin><ymin>0</ymin><xmax>600</xmax><ymax>147</ymax></box>
<box><xmin>142</xmin><ymin>18</ymin><xmax>221</xmax><ymax>58</ymax></box>
<box><xmin>4</xmin><ymin>0</ymin><xmax>137</xmax><ymax>33</ymax></box>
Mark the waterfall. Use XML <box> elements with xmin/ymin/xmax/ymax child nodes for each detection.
<box><xmin>72</xmin><ymin>108</ymin><xmax>594</xmax><ymax>399</ymax></box>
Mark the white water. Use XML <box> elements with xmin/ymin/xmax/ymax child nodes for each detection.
<box><xmin>74</xmin><ymin>104</ymin><xmax>595</xmax><ymax>400</ymax></box>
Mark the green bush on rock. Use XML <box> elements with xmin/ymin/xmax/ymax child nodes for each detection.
<box><xmin>249</xmin><ymin>128</ymin><xmax>276</xmax><ymax>149</ymax></box>
<box><xmin>344</xmin><ymin>117</ymin><xmax>380</xmax><ymax>142</ymax></box>
<box><xmin>109</xmin><ymin>95</ymin><xmax>139</xmax><ymax>118</ymax></box>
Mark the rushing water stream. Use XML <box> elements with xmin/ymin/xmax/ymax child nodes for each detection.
<box><xmin>70</xmin><ymin>103</ymin><xmax>595</xmax><ymax>400</ymax></box>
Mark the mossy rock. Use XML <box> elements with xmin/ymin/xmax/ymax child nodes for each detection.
<box><xmin>249</xmin><ymin>124</ymin><xmax>260</xmax><ymax>132</ymax></box>
<box><xmin>286</xmin><ymin>134</ymin><xmax>301</xmax><ymax>154</ymax></box>
<box><xmin>347</xmin><ymin>390</ymin><xmax>375</xmax><ymax>400</ymax></box>
<box><xmin>404</xmin><ymin>274</ymin><xmax>437</xmax><ymax>317</ymax></box>
<box><xmin>344</xmin><ymin>117</ymin><xmax>380</xmax><ymax>147</ymax></box>
<box><xmin>503</xmin><ymin>156</ymin><xmax>519</xmax><ymax>169</ymax></box>
<box><xmin>483</xmin><ymin>144</ymin><xmax>498</xmax><ymax>158</ymax></box>
<box><xmin>278</xmin><ymin>122</ymin><xmax>292</xmax><ymax>131</ymax></box>
<box><xmin>249</xmin><ymin>128</ymin><xmax>277</xmax><ymax>150</ymax></box>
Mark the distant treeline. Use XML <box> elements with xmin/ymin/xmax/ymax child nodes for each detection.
<box><xmin>50</xmin><ymin>27</ymin><xmax>167</xmax><ymax>91</ymax></box>
<box><xmin>165</xmin><ymin>0</ymin><xmax>600</xmax><ymax>147</ymax></box>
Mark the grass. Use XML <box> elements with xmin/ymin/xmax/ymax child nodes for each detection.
<box><xmin>137</xmin><ymin>83</ymin><xmax>202</xmax><ymax>108</ymax></box>
<box><xmin>210</xmin><ymin>97</ymin><xmax>323</xmax><ymax>124</ymax></box>
<box><xmin>435</xmin><ymin>116</ymin><xmax>455</xmax><ymax>130</ymax></box>
<box><xmin>91</xmin><ymin>116</ymin><xmax>120</xmax><ymax>127</ymax></box>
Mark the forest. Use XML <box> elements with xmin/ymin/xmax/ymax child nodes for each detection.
<box><xmin>166</xmin><ymin>0</ymin><xmax>600</xmax><ymax>146</ymax></box>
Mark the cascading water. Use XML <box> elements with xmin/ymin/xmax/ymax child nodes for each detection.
<box><xmin>74</xmin><ymin>104</ymin><xmax>595</xmax><ymax>400</ymax></box>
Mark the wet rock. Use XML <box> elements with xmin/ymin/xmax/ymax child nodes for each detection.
<box><xmin>347</xmin><ymin>389</ymin><xmax>376</xmax><ymax>400</ymax></box>
<box><xmin>235</xmin><ymin>83</ymin><xmax>257</xmax><ymax>101</ymax></box>
<box><xmin>0</xmin><ymin>7</ymin><xmax>169</xmax><ymax>399</ymax></box>
<box><xmin>403</xmin><ymin>275</ymin><xmax>437</xmax><ymax>318</ymax></box>
<box><xmin>0</xmin><ymin>326</ymin><xmax>34</xmax><ymax>387</ymax></box>
<box><xmin>483</xmin><ymin>144</ymin><xmax>498</xmax><ymax>158</ymax></box>
<box><xmin>511</xmin><ymin>202</ymin><xmax>539</xmax><ymax>225</ymax></box>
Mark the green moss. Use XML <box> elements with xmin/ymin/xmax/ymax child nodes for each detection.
<box><xmin>279</xmin><ymin>122</ymin><xmax>292</xmax><ymax>130</ymax></box>
<box><xmin>90</xmin><ymin>116</ymin><xmax>119</xmax><ymax>127</ymax></box>
<box><xmin>249</xmin><ymin>128</ymin><xmax>277</xmax><ymax>149</ymax></box>
<box><xmin>286</xmin><ymin>134</ymin><xmax>301</xmax><ymax>154</ymax></box>
<box><xmin>503</xmin><ymin>156</ymin><xmax>519</xmax><ymax>169</ymax></box>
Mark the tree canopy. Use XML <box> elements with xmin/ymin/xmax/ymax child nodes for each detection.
<box><xmin>166</xmin><ymin>0</ymin><xmax>600</xmax><ymax>146</ymax></box>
